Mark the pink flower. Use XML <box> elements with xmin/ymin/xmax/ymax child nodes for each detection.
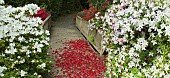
<box><xmin>118</xmin><ymin>38</ymin><xmax>124</xmax><ymax>44</ymax></box>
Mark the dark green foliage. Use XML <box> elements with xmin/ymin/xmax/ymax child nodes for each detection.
<box><xmin>80</xmin><ymin>0</ymin><xmax>89</xmax><ymax>9</ymax></box>
<box><xmin>4</xmin><ymin>0</ymin><xmax>63</xmax><ymax>15</ymax></box>
<box><xmin>61</xmin><ymin>0</ymin><xmax>83</xmax><ymax>13</ymax></box>
<box><xmin>4</xmin><ymin>0</ymin><xmax>27</xmax><ymax>7</ymax></box>
<box><xmin>88</xmin><ymin>0</ymin><xmax>106</xmax><ymax>9</ymax></box>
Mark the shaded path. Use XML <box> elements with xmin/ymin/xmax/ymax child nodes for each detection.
<box><xmin>50</xmin><ymin>13</ymin><xmax>83</xmax><ymax>50</ymax></box>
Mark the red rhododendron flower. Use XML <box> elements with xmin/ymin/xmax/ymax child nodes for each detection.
<box><xmin>84</xmin><ymin>10</ymin><xmax>90</xmax><ymax>15</ymax></box>
<box><xmin>34</xmin><ymin>8</ymin><xmax>50</xmax><ymax>21</ymax></box>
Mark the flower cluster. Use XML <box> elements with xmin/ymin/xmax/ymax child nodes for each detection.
<box><xmin>89</xmin><ymin>0</ymin><xmax>170</xmax><ymax>77</ymax></box>
<box><xmin>83</xmin><ymin>1</ymin><xmax>110</xmax><ymax>21</ymax></box>
<box><xmin>51</xmin><ymin>39</ymin><xmax>106</xmax><ymax>78</ymax></box>
<box><xmin>34</xmin><ymin>8</ymin><xmax>50</xmax><ymax>21</ymax></box>
<box><xmin>83</xmin><ymin>3</ymin><xmax>98</xmax><ymax>21</ymax></box>
<box><xmin>0</xmin><ymin>1</ymin><xmax>52</xmax><ymax>77</ymax></box>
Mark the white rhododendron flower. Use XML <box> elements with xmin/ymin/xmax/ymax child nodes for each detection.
<box><xmin>39</xmin><ymin>63</ymin><xmax>46</xmax><ymax>68</ymax></box>
<box><xmin>20</xmin><ymin>70</ymin><xmax>27</xmax><ymax>77</ymax></box>
<box><xmin>0</xmin><ymin>66</ymin><xmax>7</xmax><ymax>77</ymax></box>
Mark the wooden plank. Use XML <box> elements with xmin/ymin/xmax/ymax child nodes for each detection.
<box><xmin>88</xmin><ymin>29</ymin><xmax>103</xmax><ymax>55</ymax></box>
<box><xmin>76</xmin><ymin>16</ymin><xmax>89</xmax><ymax>38</ymax></box>
<box><xmin>94</xmin><ymin>32</ymin><xmax>103</xmax><ymax>55</ymax></box>
<box><xmin>76</xmin><ymin>15</ymin><xmax>104</xmax><ymax>55</ymax></box>
<box><xmin>76</xmin><ymin>15</ymin><xmax>82</xmax><ymax>30</ymax></box>
<box><xmin>81</xmin><ymin>19</ymin><xmax>89</xmax><ymax>38</ymax></box>
<box><xmin>48</xmin><ymin>16</ymin><xmax>52</xmax><ymax>30</ymax></box>
<box><xmin>43</xmin><ymin>22</ymin><xmax>49</xmax><ymax>30</ymax></box>
<box><xmin>42</xmin><ymin>15</ymin><xmax>51</xmax><ymax>30</ymax></box>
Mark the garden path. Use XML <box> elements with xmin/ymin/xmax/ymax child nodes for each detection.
<box><xmin>49</xmin><ymin>13</ymin><xmax>106</xmax><ymax>77</ymax></box>
<box><xmin>49</xmin><ymin>13</ymin><xmax>84</xmax><ymax>77</ymax></box>
<box><xmin>49</xmin><ymin>13</ymin><xmax>84</xmax><ymax>50</ymax></box>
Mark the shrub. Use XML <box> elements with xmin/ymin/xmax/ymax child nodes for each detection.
<box><xmin>89</xmin><ymin>0</ymin><xmax>170</xmax><ymax>77</ymax></box>
<box><xmin>0</xmin><ymin>1</ymin><xmax>52</xmax><ymax>77</ymax></box>
<box><xmin>40</xmin><ymin>0</ymin><xmax>63</xmax><ymax>15</ymax></box>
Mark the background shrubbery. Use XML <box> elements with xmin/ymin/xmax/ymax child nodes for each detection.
<box><xmin>4</xmin><ymin>0</ymin><xmax>111</xmax><ymax>16</ymax></box>
<box><xmin>4</xmin><ymin>0</ymin><xmax>83</xmax><ymax>15</ymax></box>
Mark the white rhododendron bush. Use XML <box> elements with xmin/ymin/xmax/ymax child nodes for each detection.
<box><xmin>0</xmin><ymin>0</ymin><xmax>52</xmax><ymax>77</ymax></box>
<box><xmin>90</xmin><ymin>0</ymin><xmax>170</xmax><ymax>77</ymax></box>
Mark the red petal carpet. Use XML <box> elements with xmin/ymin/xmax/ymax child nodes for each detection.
<box><xmin>51</xmin><ymin>39</ymin><xmax>106</xmax><ymax>78</ymax></box>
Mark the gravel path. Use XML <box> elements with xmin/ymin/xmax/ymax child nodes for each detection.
<box><xmin>49</xmin><ymin>13</ymin><xmax>84</xmax><ymax>50</ymax></box>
